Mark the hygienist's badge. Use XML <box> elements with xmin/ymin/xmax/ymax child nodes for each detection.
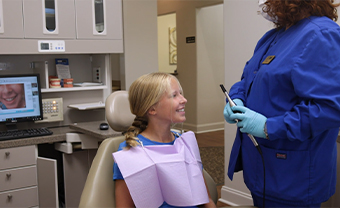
<box><xmin>262</xmin><ymin>55</ymin><xmax>275</xmax><ymax>64</ymax></box>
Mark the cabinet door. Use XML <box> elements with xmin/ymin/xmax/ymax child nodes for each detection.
<box><xmin>0</xmin><ymin>0</ymin><xmax>24</xmax><ymax>38</ymax></box>
<box><xmin>75</xmin><ymin>0</ymin><xmax>122</xmax><ymax>40</ymax></box>
<box><xmin>23</xmin><ymin>0</ymin><xmax>76</xmax><ymax>39</ymax></box>
<box><xmin>37</xmin><ymin>157</ymin><xmax>59</xmax><ymax>208</ymax></box>
<box><xmin>63</xmin><ymin>150</ymin><xmax>96</xmax><ymax>208</ymax></box>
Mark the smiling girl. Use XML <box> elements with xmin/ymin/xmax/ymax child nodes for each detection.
<box><xmin>113</xmin><ymin>72</ymin><xmax>216</xmax><ymax>208</ymax></box>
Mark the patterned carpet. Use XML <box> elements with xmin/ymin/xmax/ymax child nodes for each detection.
<box><xmin>199</xmin><ymin>146</ymin><xmax>225</xmax><ymax>185</ymax></box>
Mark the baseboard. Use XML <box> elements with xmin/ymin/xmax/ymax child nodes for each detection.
<box><xmin>181</xmin><ymin>121</ymin><xmax>224</xmax><ymax>133</ymax></box>
<box><xmin>220</xmin><ymin>186</ymin><xmax>253</xmax><ymax>206</ymax></box>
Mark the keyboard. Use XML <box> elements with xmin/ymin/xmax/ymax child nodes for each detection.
<box><xmin>0</xmin><ymin>127</ymin><xmax>53</xmax><ymax>141</ymax></box>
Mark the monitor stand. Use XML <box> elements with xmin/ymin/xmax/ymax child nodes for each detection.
<box><xmin>5</xmin><ymin>123</ymin><xmax>19</xmax><ymax>131</ymax></box>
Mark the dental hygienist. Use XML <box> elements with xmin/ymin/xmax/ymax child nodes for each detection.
<box><xmin>224</xmin><ymin>0</ymin><xmax>340</xmax><ymax>207</ymax></box>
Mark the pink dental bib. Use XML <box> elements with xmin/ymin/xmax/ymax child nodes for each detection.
<box><xmin>112</xmin><ymin>131</ymin><xmax>209</xmax><ymax>208</ymax></box>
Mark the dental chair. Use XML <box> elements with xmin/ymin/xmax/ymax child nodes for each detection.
<box><xmin>79</xmin><ymin>90</ymin><xmax>218</xmax><ymax>207</ymax></box>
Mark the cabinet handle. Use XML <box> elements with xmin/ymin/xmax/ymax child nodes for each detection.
<box><xmin>6</xmin><ymin>173</ymin><xmax>11</xmax><ymax>178</ymax></box>
<box><xmin>5</xmin><ymin>152</ymin><xmax>10</xmax><ymax>157</ymax></box>
<box><xmin>7</xmin><ymin>194</ymin><xmax>12</xmax><ymax>200</ymax></box>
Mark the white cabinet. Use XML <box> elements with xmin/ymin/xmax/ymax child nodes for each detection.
<box><xmin>0</xmin><ymin>145</ymin><xmax>59</xmax><ymax>208</ymax></box>
<box><xmin>0</xmin><ymin>0</ymin><xmax>123</xmax><ymax>54</ymax></box>
<box><xmin>37</xmin><ymin>157</ymin><xmax>59</xmax><ymax>208</ymax></box>
<box><xmin>0</xmin><ymin>145</ymin><xmax>39</xmax><ymax>207</ymax></box>
<box><xmin>22</xmin><ymin>0</ymin><xmax>123</xmax><ymax>40</ymax></box>
<box><xmin>23</xmin><ymin>0</ymin><xmax>76</xmax><ymax>39</ymax></box>
<box><xmin>0</xmin><ymin>0</ymin><xmax>24</xmax><ymax>39</ymax></box>
<box><xmin>75</xmin><ymin>0</ymin><xmax>123</xmax><ymax>40</ymax></box>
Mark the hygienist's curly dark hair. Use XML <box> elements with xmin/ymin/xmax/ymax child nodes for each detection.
<box><xmin>263</xmin><ymin>0</ymin><xmax>340</xmax><ymax>29</ymax></box>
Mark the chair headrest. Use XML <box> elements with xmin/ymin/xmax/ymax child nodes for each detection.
<box><xmin>105</xmin><ymin>91</ymin><xmax>135</xmax><ymax>132</ymax></box>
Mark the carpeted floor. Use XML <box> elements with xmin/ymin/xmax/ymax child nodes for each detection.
<box><xmin>199</xmin><ymin>146</ymin><xmax>224</xmax><ymax>185</ymax></box>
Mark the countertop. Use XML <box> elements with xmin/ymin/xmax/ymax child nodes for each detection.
<box><xmin>0</xmin><ymin>126</ymin><xmax>72</xmax><ymax>149</ymax></box>
<box><xmin>69</xmin><ymin>121</ymin><xmax>123</xmax><ymax>140</ymax></box>
<box><xmin>1</xmin><ymin>122</ymin><xmax>339</xmax><ymax>149</ymax></box>
<box><xmin>0</xmin><ymin>121</ymin><xmax>122</xmax><ymax>149</ymax></box>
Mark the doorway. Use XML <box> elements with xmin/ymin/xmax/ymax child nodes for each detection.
<box><xmin>196</xmin><ymin>4</ymin><xmax>225</xmax><ymax>132</ymax></box>
<box><xmin>157</xmin><ymin>13</ymin><xmax>177</xmax><ymax>74</ymax></box>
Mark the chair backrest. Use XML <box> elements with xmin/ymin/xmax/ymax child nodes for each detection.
<box><xmin>79</xmin><ymin>90</ymin><xmax>133</xmax><ymax>207</ymax></box>
<box><xmin>203</xmin><ymin>169</ymin><xmax>218</xmax><ymax>204</ymax></box>
<box><xmin>79</xmin><ymin>136</ymin><xmax>125</xmax><ymax>207</ymax></box>
<box><xmin>79</xmin><ymin>90</ymin><xmax>218</xmax><ymax>207</ymax></box>
<box><xmin>105</xmin><ymin>90</ymin><xmax>135</xmax><ymax>132</ymax></box>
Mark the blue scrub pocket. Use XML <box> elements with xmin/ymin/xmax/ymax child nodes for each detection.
<box><xmin>257</xmin><ymin>145</ymin><xmax>311</xmax><ymax>202</ymax></box>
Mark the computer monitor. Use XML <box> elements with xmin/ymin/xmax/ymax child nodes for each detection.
<box><xmin>0</xmin><ymin>74</ymin><xmax>43</xmax><ymax>130</ymax></box>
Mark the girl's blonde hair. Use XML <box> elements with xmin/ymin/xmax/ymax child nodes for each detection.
<box><xmin>124</xmin><ymin>72</ymin><xmax>182</xmax><ymax>148</ymax></box>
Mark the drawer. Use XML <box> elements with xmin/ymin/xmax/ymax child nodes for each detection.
<box><xmin>0</xmin><ymin>146</ymin><xmax>36</xmax><ymax>170</ymax></box>
<box><xmin>0</xmin><ymin>166</ymin><xmax>37</xmax><ymax>192</ymax></box>
<box><xmin>0</xmin><ymin>187</ymin><xmax>38</xmax><ymax>207</ymax></box>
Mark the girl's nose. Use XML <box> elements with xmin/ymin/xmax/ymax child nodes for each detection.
<box><xmin>180</xmin><ymin>96</ymin><xmax>187</xmax><ymax>104</ymax></box>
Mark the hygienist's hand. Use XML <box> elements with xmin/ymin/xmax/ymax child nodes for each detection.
<box><xmin>223</xmin><ymin>99</ymin><xmax>244</xmax><ymax>124</ymax></box>
<box><xmin>230</xmin><ymin>106</ymin><xmax>267</xmax><ymax>138</ymax></box>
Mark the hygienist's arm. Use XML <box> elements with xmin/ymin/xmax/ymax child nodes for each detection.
<box><xmin>115</xmin><ymin>179</ymin><xmax>135</xmax><ymax>208</ymax></box>
<box><xmin>201</xmin><ymin>177</ymin><xmax>217</xmax><ymax>208</ymax></box>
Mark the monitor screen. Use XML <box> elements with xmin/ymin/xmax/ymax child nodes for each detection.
<box><xmin>0</xmin><ymin>74</ymin><xmax>43</xmax><ymax>124</ymax></box>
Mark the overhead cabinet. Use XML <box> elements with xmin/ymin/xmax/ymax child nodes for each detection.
<box><xmin>23</xmin><ymin>0</ymin><xmax>76</xmax><ymax>39</ymax></box>
<box><xmin>22</xmin><ymin>0</ymin><xmax>123</xmax><ymax>40</ymax></box>
<box><xmin>0</xmin><ymin>0</ymin><xmax>123</xmax><ymax>54</ymax></box>
<box><xmin>0</xmin><ymin>0</ymin><xmax>24</xmax><ymax>38</ymax></box>
<box><xmin>75</xmin><ymin>0</ymin><xmax>123</xmax><ymax>40</ymax></box>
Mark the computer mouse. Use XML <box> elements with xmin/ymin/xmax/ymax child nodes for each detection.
<box><xmin>99</xmin><ymin>122</ymin><xmax>109</xmax><ymax>130</ymax></box>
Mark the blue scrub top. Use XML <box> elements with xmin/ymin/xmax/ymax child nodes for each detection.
<box><xmin>228</xmin><ymin>16</ymin><xmax>340</xmax><ymax>205</ymax></box>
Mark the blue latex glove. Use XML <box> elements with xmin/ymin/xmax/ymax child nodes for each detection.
<box><xmin>230</xmin><ymin>106</ymin><xmax>267</xmax><ymax>138</ymax></box>
<box><xmin>223</xmin><ymin>99</ymin><xmax>244</xmax><ymax>124</ymax></box>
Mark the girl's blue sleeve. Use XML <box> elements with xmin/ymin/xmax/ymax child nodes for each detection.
<box><xmin>113</xmin><ymin>142</ymin><xmax>126</xmax><ymax>180</ymax></box>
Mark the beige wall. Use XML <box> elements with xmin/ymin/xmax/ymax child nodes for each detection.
<box><xmin>221</xmin><ymin>0</ymin><xmax>272</xmax><ymax>205</ymax></box>
<box><xmin>158</xmin><ymin>0</ymin><xmax>223</xmax><ymax>133</ymax></box>
<box><xmin>196</xmin><ymin>4</ymin><xmax>225</xmax><ymax>132</ymax></box>
<box><xmin>120</xmin><ymin>0</ymin><xmax>159</xmax><ymax>90</ymax></box>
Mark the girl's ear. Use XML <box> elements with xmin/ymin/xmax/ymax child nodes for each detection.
<box><xmin>148</xmin><ymin>105</ymin><xmax>157</xmax><ymax>116</ymax></box>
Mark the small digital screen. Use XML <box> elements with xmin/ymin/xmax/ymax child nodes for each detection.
<box><xmin>40</xmin><ymin>43</ymin><xmax>50</xmax><ymax>50</ymax></box>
